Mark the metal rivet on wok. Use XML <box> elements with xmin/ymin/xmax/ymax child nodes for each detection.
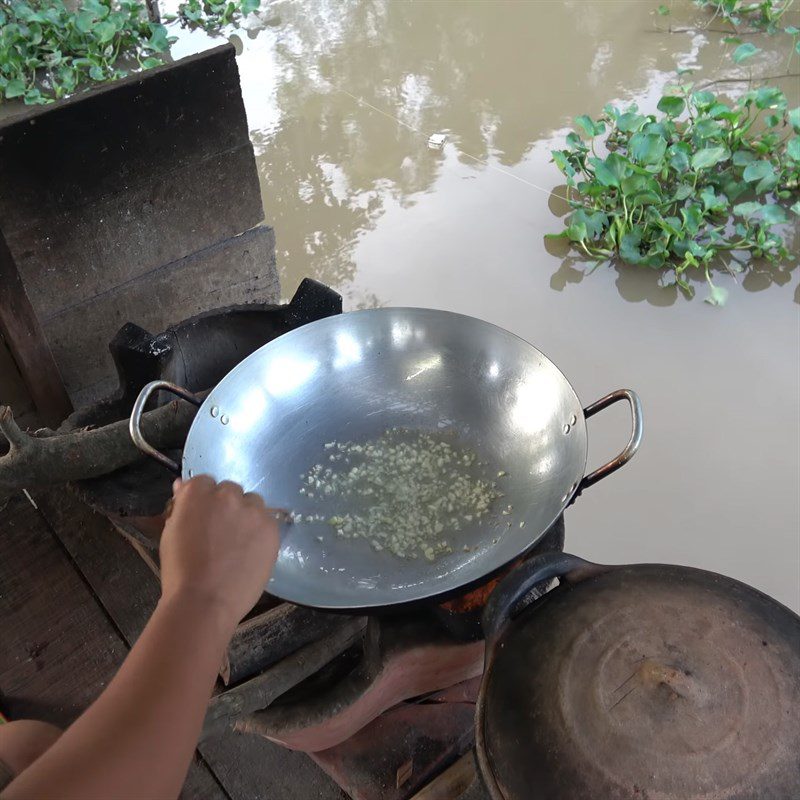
<box><xmin>563</xmin><ymin>423</ymin><xmax>571</xmax><ymax>434</ymax></box>
<box><xmin>569</xmin><ymin>414</ymin><xmax>577</xmax><ymax>425</ymax></box>
<box><xmin>210</xmin><ymin>406</ymin><xmax>219</xmax><ymax>417</ymax></box>
<box><xmin>220</xmin><ymin>414</ymin><xmax>229</xmax><ymax>425</ymax></box>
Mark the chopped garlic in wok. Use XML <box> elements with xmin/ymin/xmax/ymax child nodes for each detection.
<box><xmin>298</xmin><ymin>429</ymin><xmax>504</xmax><ymax>560</ymax></box>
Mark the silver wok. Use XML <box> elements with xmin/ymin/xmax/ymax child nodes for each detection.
<box><xmin>130</xmin><ymin>308</ymin><xmax>642</xmax><ymax>610</ymax></box>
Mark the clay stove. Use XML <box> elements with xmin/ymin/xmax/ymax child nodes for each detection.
<box><xmin>52</xmin><ymin>279</ymin><xmax>566</xmax><ymax>800</ymax></box>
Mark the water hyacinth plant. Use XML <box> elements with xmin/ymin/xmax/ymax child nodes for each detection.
<box><xmin>0</xmin><ymin>0</ymin><xmax>261</xmax><ymax>105</ymax></box>
<box><xmin>548</xmin><ymin>86</ymin><xmax>800</xmax><ymax>304</ymax></box>
<box><xmin>692</xmin><ymin>0</ymin><xmax>797</xmax><ymax>34</ymax></box>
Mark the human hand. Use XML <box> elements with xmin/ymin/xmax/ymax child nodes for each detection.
<box><xmin>159</xmin><ymin>476</ymin><xmax>281</xmax><ymax>632</ymax></box>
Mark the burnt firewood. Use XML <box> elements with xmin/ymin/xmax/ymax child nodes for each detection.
<box><xmin>222</xmin><ymin>604</ymin><xmax>358</xmax><ymax>686</ymax></box>
<box><xmin>202</xmin><ymin>617</ymin><xmax>367</xmax><ymax>741</ymax></box>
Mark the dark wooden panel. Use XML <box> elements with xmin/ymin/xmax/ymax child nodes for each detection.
<box><xmin>33</xmin><ymin>489</ymin><xmax>160</xmax><ymax>644</ymax></box>
<box><xmin>0</xmin><ymin>334</ymin><xmax>36</xmax><ymax>425</ymax></box>
<box><xmin>29</xmin><ymin>489</ymin><xmax>228</xmax><ymax>800</ymax></box>
<box><xmin>200</xmin><ymin>731</ymin><xmax>348</xmax><ymax>800</ymax></box>
<box><xmin>0</xmin><ymin>44</ymin><xmax>263</xmax><ymax>320</ymax></box>
<box><xmin>0</xmin><ymin>494</ymin><xmax>128</xmax><ymax>726</ymax></box>
<box><xmin>43</xmin><ymin>225</ymin><xmax>279</xmax><ymax>407</ymax></box>
<box><xmin>0</xmin><ymin>231</ymin><xmax>71</xmax><ymax>427</ymax></box>
<box><xmin>9</xmin><ymin>147</ymin><xmax>263</xmax><ymax>320</ymax></box>
<box><xmin>0</xmin><ymin>43</ymin><xmax>267</xmax><ymax>412</ymax></box>
<box><xmin>0</xmin><ymin>45</ymin><xmax>254</xmax><ymax>217</ymax></box>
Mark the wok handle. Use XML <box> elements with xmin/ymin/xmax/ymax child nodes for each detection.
<box><xmin>578</xmin><ymin>389</ymin><xmax>643</xmax><ymax>493</ymax></box>
<box><xmin>482</xmin><ymin>552</ymin><xmax>608</xmax><ymax>647</ymax></box>
<box><xmin>129</xmin><ymin>380</ymin><xmax>202</xmax><ymax>474</ymax></box>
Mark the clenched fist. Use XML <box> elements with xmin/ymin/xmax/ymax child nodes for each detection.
<box><xmin>159</xmin><ymin>476</ymin><xmax>281</xmax><ymax>632</ymax></box>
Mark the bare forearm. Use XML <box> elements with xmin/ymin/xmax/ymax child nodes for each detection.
<box><xmin>4</xmin><ymin>592</ymin><xmax>232</xmax><ymax>800</ymax></box>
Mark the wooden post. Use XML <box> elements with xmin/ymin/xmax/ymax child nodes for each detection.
<box><xmin>0</xmin><ymin>230</ymin><xmax>72</xmax><ymax>427</ymax></box>
<box><xmin>145</xmin><ymin>0</ymin><xmax>160</xmax><ymax>22</ymax></box>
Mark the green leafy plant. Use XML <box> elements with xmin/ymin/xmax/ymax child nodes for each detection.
<box><xmin>693</xmin><ymin>0</ymin><xmax>795</xmax><ymax>33</ymax></box>
<box><xmin>0</xmin><ymin>0</ymin><xmax>262</xmax><ymax>106</ymax></box>
<box><xmin>548</xmin><ymin>87</ymin><xmax>800</xmax><ymax>304</ymax></box>
<box><xmin>175</xmin><ymin>0</ymin><xmax>260</xmax><ymax>30</ymax></box>
<box><xmin>0</xmin><ymin>0</ymin><xmax>173</xmax><ymax>105</ymax></box>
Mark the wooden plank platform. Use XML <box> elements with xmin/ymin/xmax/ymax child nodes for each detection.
<box><xmin>0</xmin><ymin>487</ymin><xmax>344</xmax><ymax>798</ymax></box>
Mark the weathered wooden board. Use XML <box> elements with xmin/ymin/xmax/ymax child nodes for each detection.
<box><xmin>43</xmin><ymin>225</ymin><xmax>279</xmax><ymax>409</ymax></box>
<box><xmin>0</xmin><ymin>45</ymin><xmax>261</xmax><ymax>295</ymax></box>
<box><xmin>200</xmin><ymin>731</ymin><xmax>349</xmax><ymax>800</ymax></box>
<box><xmin>0</xmin><ymin>44</ymin><xmax>275</xmax><ymax>408</ymax></box>
<box><xmin>33</xmin><ymin>489</ymin><xmax>160</xmax><ymax>644</ymax></box>
<box><xmin>0</xmin><ymin>335</ymin><xmax>36</xmax><ymax>429</ymax></box>
<box><xmin>21</xmin><ymin>489</ymin><xmax>228</xmax><ymax>798</ymax></box>
<box><xmin>0</xmin><ymin>494</ymin><xmax>128</xmax><ymax>724</ymax></box>
<box><xmin>224</xmin><ymin>602</ymin><xmax>357</xmax><ymax>685</ymax></box>
<box><xmin>0</xmin><ymin>232</ymin><xmax>71</xmax><ymax>427</ymax></box>
<box><xmin>32</xmin><ymin>489</ymin><xmax>342</xmax><ymax>799</ymax></box>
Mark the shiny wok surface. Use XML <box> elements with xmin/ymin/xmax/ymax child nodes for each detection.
<box><xmin>181</xmin><ymin>308</ymin><xmax>587</xmax><ymax>609</ymax></box>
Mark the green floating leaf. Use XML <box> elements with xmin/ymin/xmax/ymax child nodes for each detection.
<box><xmin>790</xmin><ymin>200</ymin><xmax>800</xmax><ymax>216</ymax></box>
<box><xmin>786</xmin><ymin>25</ymin><xmax>800</xmax><ymax>36</ymax></box>
<box><xmin>691</xmin><ymin>91</ymin><xmax>715</xmax><ymax>111</ymax></box>
<box><xmin>733</xmin><ymin>201</ymin><xmax>762</xmax><ymax>218</ymax></box>
<box><xmin>693</xmin><ymin>118</ymin><xmax>723</xmax><ymax>139</ymax></box>
<box><xmin>590</xmin><ymin>153</ymin><xmax>630</xmax><ymax>188</ymax></box>
<box><xmin>759</xmin><ymin>205</ymin><xmax>787</xmax><ymax>226</ymax></box>
<box><xmin>732</xmin><ymin>43</ymin><xmax>761</xmax><ymax>63</ymax></box>
<box><xmin>742</xmin><ymin>160</ymin><xmax>774</xmax><ymax>183</ymax></box>
<box><xmin>657</xmin><ymin>3</ymin><xmax>670</xmax><ymax>14</ymax></box>
<box><xmin>732</xmin><ymin>150</ymin><xmax>755</xmax><ymax>166</ymax></box>
<box><xmin>786</xmin><ymin>136</ymin><xmax>800</xmax><ymax>161</ymax></box>
<box><xmin>5</xmin><ymin>79</ymin><xmax>26</xmax><ymax>99</ymax></box>
<box><xmin>669</xmin><ymin>143</ymin><xmax>691</xmax><ymax>174</ymax></box>
<box><xmin>616</xmin><ymin>111</ymin><xmax>646</xmax><ymax>133</ymax></box>
<box><xmin>629</xmin><ymin>132</ymin><xmax>667</xmax><ymax>166</ymax></box>
<box><xmin>552</xmin><ymin>150</ymin><xmax>576</xmax><ymax>178</ymax></box>
<box><xmin>691</xmin><ymin>146</ymin><xmax>729</xmax><ymax>170</ymax></box>
<box><xmin>700</xmin><ymin>186</ymin><xmax>729</xmax><ymax>213</ymax></box>
<box><xmin>147</xmin><ymin>24</ymin><xmax>171</xmax><ymax>53</ymax></box>
<box><xmin>619</xmin><ymin>231</ymin><xmax>665</xmax><ymax>267</ymax></box>
<box><xmin>567</xmin><ymin>208</ymin><xmax>608</xmax><ymax>240</ymax></box>
<box><xmin>789</xmin><ymin>108</ymin><xmax>800</xmax><ymax>134</ymax></box>
<box><xmin>657</xmin><ymin>95</ymin><xmax>685</xmax><ymax>117</ymax></box>
<box><xmin>753</xmin><ymin>87</ymin><xmax>787</xmax><ymax>111</ymax></box>
<box><xmin>95</xmin><ymin>20</ymin><xmax>116</xmax><ymax>43</ymax></box>
<box><xmin>681</xmin><ymin>204</ymin><xmax>703</xmax><ymax>236</ymax></box>
<box><xmin>75</xmin><ymin>10</ymin><xmax>95</xmax><ymax>32</ymax></box>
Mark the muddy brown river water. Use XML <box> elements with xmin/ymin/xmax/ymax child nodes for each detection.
<box><xmin>145</xmin><ymin>1</ymin><xmax>800</xmax><ymax>609</ymax></box>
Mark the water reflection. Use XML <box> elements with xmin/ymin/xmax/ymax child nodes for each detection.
<box><xmin>163</xmin><ymin>0</ymin><xmax>798</xmax><ymax>607</ymax></box>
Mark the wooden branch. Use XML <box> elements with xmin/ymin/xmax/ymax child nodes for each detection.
<box><xmin>0</xmin><ymin>397</ymin><xmax>203</xmax><ymax>491</ymax></box>
<box><xmin>222</xmin><ymin>605</ymin><xmax>358</xmax><ymax>686</ymax></box>
<box><xmin>144</xmin><ymin>0</ymin><xmax>160</xmax><ymax>23</ymax></box>
<box><xmin>202</xmin><ymin>617</ymin><xmax>367</xmax><ymax>741</ymax></box>
<box><xmin>696</xmin><ymin>72</ymin><xmax>800</xmax><ymax>88</ymax></box>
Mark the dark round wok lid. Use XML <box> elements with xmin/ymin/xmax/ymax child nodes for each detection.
<box><xmin>479</xmin><ymin>562</ymin><xmax>800</xmax><ymax>800</ymax></box>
